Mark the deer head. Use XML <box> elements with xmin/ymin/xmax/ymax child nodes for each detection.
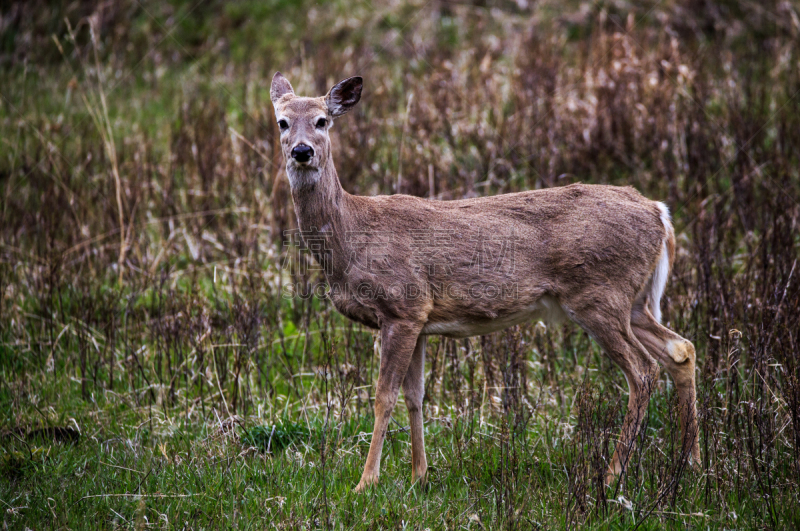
<box><xmin>270</xmin><ymin>72</ymin><xmax>363</xmax><ymax>189</ymax></box>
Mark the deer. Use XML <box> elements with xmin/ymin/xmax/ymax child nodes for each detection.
<box><xmin>270</xmin><ymin>72</ymin><xmax>700</xmax><ymax>493</ymax></box>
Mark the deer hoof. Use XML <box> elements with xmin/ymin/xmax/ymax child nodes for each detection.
<box><xmin>355</xmin><ymin>474</ymin><xmax>379</xmax><ymax>493</ymax></box>
<box><xmin>605</xmin><ymin>463</ymin><xmax>622</xmax><ymax>487</ymax></box>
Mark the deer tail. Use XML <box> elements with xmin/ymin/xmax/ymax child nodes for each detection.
<box><xmin>648</xmin><ymin>202</ymin><xmax>675</xmax><ymax>324</ymax></box>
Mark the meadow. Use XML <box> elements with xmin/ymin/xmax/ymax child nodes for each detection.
<box><xmin>1</xmin><ymin>0</ymin><xmax>799</xmax><ymax>528</ymax></box>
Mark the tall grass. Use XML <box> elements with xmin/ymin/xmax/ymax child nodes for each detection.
<box><xmin>1</xmin><ymin>0</ymin><xmax>799</xmax><ymax>528</ymax></box>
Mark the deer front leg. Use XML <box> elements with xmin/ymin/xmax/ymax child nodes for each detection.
<box><xmin>355</xmin><ymin>321</ymin><xmax>422</xmax><ymax>492</ymax></box>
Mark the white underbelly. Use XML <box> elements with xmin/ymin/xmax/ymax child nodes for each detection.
<box><xmin>421</xmin><ymin>295</ymin><xmax>567</xmax><ymax>338</ymax></box>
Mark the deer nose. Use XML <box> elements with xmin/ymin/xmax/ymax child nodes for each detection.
<box><xmin>291</xmin><ymin>144</ymin><xmax>314</xmax><ymax>163</ymax></box>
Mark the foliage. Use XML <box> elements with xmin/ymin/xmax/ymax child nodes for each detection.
<box><xmin>241</xmin><ymin>422</ymin><xmax>311</xmax><ymax>453</ymax></box>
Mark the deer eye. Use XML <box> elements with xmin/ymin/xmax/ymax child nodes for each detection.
<box><xmin>277</xmin><ymin>119</ymin><xmax>289</xmax><ymax>131</ymax></box>
<box><xmin>315</xmin><ymin>118</ymin><xmax>328</xmax><ymax>129</ymax></box>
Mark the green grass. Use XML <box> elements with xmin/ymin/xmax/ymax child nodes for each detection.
<box><xmin>0</xmin><ymin>367</ymin><xmax>750</xmax><ymax>530</ymax></box>
<box><xmin>2</xmin><ymin>311</ymin><xmax>796</xmax><ymax>529</ymax></box>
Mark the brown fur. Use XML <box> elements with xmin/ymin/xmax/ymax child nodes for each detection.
<box><xmin>270</xmin><ymin>72</ymin><xmax>700</xmax><ymax>491</ymax></box>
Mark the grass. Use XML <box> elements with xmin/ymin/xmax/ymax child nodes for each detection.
<box><xmin>0</xmin><ymin>356</ymin><xmax>746</xmax><ymax>530</ymax></box>
<box><xmin>2</xmin><ymin>0</ymin><xmax>800</xmax><ymax>528</ymax></box>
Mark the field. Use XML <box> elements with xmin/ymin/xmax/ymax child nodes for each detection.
<box><xmin>1</xmin><ymin>0</ymin><xmax>800</xmax><ymax>528</ymax></box>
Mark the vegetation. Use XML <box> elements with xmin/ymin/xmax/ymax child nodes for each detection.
<box><xmin>1</xmin><ymin>0</ymin><xmax>799</xmax><ymax>528</ymax></box>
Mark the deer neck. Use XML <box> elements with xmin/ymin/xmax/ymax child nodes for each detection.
<box><xmin>288</xmin><ymin>155</ymin><xmax>347</xmax><ymax>238</ymax></box>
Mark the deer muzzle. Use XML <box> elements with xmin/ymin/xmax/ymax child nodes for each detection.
<box><xmin>291</xmin><ymin>144</ymin><xmax>314</xmax><ymax>163</ymax></box>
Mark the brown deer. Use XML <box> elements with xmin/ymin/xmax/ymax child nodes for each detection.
<box><xmin>270</xmin><ymin>72</ymin><xmax>700</xmax><ymax>492</ymax></box>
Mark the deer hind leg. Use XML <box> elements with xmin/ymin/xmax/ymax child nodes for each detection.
<box><xmin>402</xmin><ymin>336</ymin><xmax>427</xmax><ymax>484</ymax></box>
<box><xmin>573</xmin><ymin>308</ymin><xmax>659</xmax><ymax>486</ymax></box>
<box><xmin>355</xmin><ymin>321</ymin><xmax>421</xmax><ymax>493</ymax></box>
<box><xmin>630</xmin><ymin>302</ymin><xmax>700</xmax><ymax>468</ymax></box>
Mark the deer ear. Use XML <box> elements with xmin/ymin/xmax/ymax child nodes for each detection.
<box><xmin>270</xmin><ymin>72</ymin><xmax>294</xmax><ymax>105</ymax></box>
<box><xmin>325</xmin><ymin>76</ymin><xmax>363</xmax><ymax>117</ymax></box>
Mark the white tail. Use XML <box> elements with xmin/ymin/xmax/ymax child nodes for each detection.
<box><xmin>648</xmin><ymin>202</ymin><xmax>674</xmax><ymax>324</ymax></box>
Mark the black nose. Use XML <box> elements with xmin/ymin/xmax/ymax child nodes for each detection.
<box><xmin>291</xmin><ymin>144</ymin><xmax>314</xmax><ymax>163</ymax></box>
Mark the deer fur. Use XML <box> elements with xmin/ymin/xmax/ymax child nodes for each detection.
<box><xmin>270</xmin><ymin>72</ymin><xmax>700</xmax><ymax>492</ymax></box>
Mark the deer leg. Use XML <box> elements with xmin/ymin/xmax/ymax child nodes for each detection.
<box><xmin>606</xmin><ymin>355</ymin><xmax>657</xmax><ymax>485</ymax></box>
<box><xmin>402</xmin><ymin>335</ymin><xmax>427</xmax><ymax>484</ymax></box>
<box><xmin>606</xmin><ymin>331</ymin><xmax>659</xmax><ymax>486</ymax></box>
<box><xmin>631</xmin><ymin>303</ymin><xmax>700</xmax><ymax>468</ymax></box>
<box><xmin>355</xmin><ymin>321</ymin><xmax>421</xmax><ymax>492</ymax></box>
<box><xmin>577</xmin><ymin>311</ymin><xmax>659</xmax><ymax>486</ymax></box>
